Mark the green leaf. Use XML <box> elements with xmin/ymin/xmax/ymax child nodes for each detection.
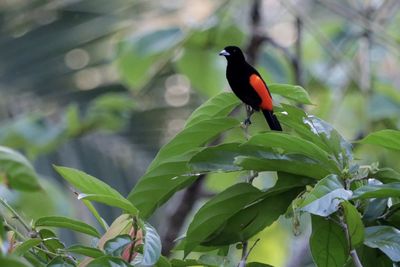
<box><xmin>54</xmin><ymin>166</ymin><xmax>138</xmax><ymax>215</ymax></box>
<box><xmin>46</xmin><ymin>256</ymin><xmax>75</xmax><ymax>267</ymax></box>
<box><xmin>0</xmin><ymin>146</ymin><xmax>41</xmax><ymax>191</ymax></box>
<box><xmin>203</xmin><ymin>187</ymin><xmax>302</xmax><ymax>246</ymax></box>
<box><xmin>359</xmin><ymin>129</ymin><xmax>400</xmax><ymax>151</ymax></box>
<box><xmin>128</xmin><ymin>118</ymin><xmax>239</xmax><ymax>218</ymax></box>
<box><xmin>0</xmin><ymin>256</ymin><xmax>31</xmax><ymax>267</ymax></box>
<box><xmin>65</xmin><ymin>245</ymin><xmax>104</xmax><ymax>258</ymax></box>
<box><xmin>235</xmin><ymin>153</ymin><xmax>329</xmax><ymax>179</ymax></box>
<box><xmin>176</xmin><ymin>47</ymin><xmax>225</xmax><ymax>97</ymax></box>
<box><xmin>86</xmin><ymin>256</ymin><xmax>133</xmax><ymax>267</ymax></box>
<box><xmin>269</xmin><ymin>83</ymin><xmax>312</xmax><ymax>105</ymax></box>
<box><xmin>352</xmin><ymin>183</ymin><xmax>400</xmax><ymax>199</ymax></box>
<box><xmin>185</xmin><ymin>92</ymin><xmax>240</xmax><ymax>128</ymax></box>
<box><xmin>198</xmin><ymin>254</ymin><xmax>228</xmax><ymax>266</ymax></box>
<box><xmin>341</xmin><ymin>201</ymin><xmax>364</xmax><ymax>247</ymax></box>
<box><xmin>104</xmin><ymin>234</ymin><xmax>132</xmax><ymax>256</ymax></box>
<box><xmin>364</xmin><ymin>225</ymin><xmax>400</xmax><ymax>261</ymax></box>
<box><xmin>170</xmin><ymin>259</ymin><xmax>203</xmax><ymax>267</ymax></box>
<box><xmin>12</xmin><ymin>238</ymin><xmax>42</xmax><ymax>256</ymax></box>
<box><xmin>80</xmin><ymin>199</ymin><xmax>108</xmax><ymax>231</ymax></box>
<box><xmin>184</xmin><ymin>183</ymin><xmax>264</xmax><ymax>256</ymax></box>
<box><xmin>299</xmin><ymin>175</ymin><xmax>351</xmax><ymax>216</ymax></box>
<box><xmin>155</xmin><ymin>256</ymin><xmax>172</xmax><ymax>267</ymax></box>
<box><xmin>276</xmin><ymin>105</ymin><xmax>352</xmax><ymax>170</ymax></box>
<box><xmin>310</xmin><ymin>215</ymin><xmax>348</xmax><ymax>267</ymax></box>
<box><xmin>188</xmin><ymin>143</ymin><xmax>248</xmax><ymax>173</ymax></box>
<box><xmin>38</xmin><ymin>229</ymin><xmax>64</xmax><ymax>253</ymax></box>
<box><xmin>78</xmin><ymin>194</ymin><xmax>137</xmax><ymax>216</ymax></box>
<box><xmin>244</xmin><ymin>132</ymin><xmax>340</xmax><ymax>174</ymax></box>
<box><xmin>372</xmin><ymin>167</ymin><xmax>400</xmax><ymax>183</ymax></box>
<box><xmin>35</xmin><ymin>216</ymin><xmax>100</xmax><ymax>238</ymax></box>
<box><xmin>116</xmin><ymin>28</ymin><xmax>183</xmax><ymax>89</ymax></box>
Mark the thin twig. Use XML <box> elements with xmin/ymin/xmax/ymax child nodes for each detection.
<box><xmin>339</xmin><ymin>211</ymin><xmax>363</xmax><ymax>267</ymax></box>
<box><xmin>128</xmin><ymin>216</ymin><xmax>138</xmax><ymax>262</ymax></box>
<box><xmin>238</xmin><ymin>239</ymin><xmax>261</xmax><ymax>267</ymax></box>
<box><xmin>0</xmin><ymin>198</ymin><xmax>31</xmax><ymax>232</ymax></box>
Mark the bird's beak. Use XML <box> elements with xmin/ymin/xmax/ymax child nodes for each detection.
<box><xmin>219</xmin><ymin>49</ymin><xmax>230</xmax><ymax>56</ymax></box>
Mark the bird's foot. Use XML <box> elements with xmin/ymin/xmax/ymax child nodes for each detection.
<box><xmin>241</xmin><ymin>117</ymin><xmax>252</xmax><ymax>127</ymax></box>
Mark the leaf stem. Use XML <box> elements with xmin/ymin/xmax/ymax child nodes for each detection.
<box><xmin>338</xmin><ymin>212</ymin><xmax>363</xmax><ymax>267</ymax></box>
<box><xmin>128</xmin><ymin>216</ymin><xmax>139</xmax><ymax>263</ymax></box>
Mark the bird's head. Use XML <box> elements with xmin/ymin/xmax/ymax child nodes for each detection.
<box><xmin>219</xmin><ymin>46</ymin><xmax>245</xmax><ymax>62</ymax></box>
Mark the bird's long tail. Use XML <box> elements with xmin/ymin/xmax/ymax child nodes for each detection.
<box><xmin>262</xmin><ymin>109</ymin><xmax>282</xmax><ymax>131</ymax></box>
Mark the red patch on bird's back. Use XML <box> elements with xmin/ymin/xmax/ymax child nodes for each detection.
<box><xmin>249</xmin><ymin>74</ymin><xmax>273</xmax><ymax>111</ymax></box>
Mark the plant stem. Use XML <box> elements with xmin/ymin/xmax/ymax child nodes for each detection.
<box><xmin>0</xmin><ymin>197</ymin><xmax>31</xmax><ymax>232</ymax></box>
<box><xmin>128</xmin><ymin>216</ymin><xmax>139</xmax><ymax>263</ymax></box>
<box><xmin>339</xmin><ymin>213</ymin><xmax>363</xmax><ymax>267</ymax></box>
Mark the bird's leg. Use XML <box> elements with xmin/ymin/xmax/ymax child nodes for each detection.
<box><xmin>243</xmin><ymin>105</ymin><xmax>255</xmax><ymax>126</ymax></box>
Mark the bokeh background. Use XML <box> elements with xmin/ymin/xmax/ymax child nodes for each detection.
<box><xmin>1</xmin><ymin>0</ymin><xmax>400</xmax><ymax>266</ymax></box>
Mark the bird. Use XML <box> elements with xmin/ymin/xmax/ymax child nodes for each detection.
<box><xmin>219</xmin><ymin>45</ymin><xmax>282</xmax><ymax>131</ymax></box>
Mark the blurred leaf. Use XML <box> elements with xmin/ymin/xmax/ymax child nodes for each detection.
<box><xmin>269</xmin><ymin>84</ymin><xmax>312</xmax><ymax>105</ymax></box>
<box><xmin>246</xmin><ymin>263</ymin><xmax>273</xmax><ymax>267</ymax></box>
<box><xmin>0</xmin><ymin>146</ymin><xmax>41</xmax><ymax>191</ymax></box>
<box><xmin>372</xmin><ymin>167</ymin><xmax>400</xmax><ymax>183</ymax></box>
<box><xmin>363</xmin><ymin>198</ymin><xmax>387</xmax><ymax>222</ymax></box>
<box><xmin>364</xmin><ymin>226</ymin><xmax>400</xmax><ymax>262</ymax></box>
<box><xmin>80</xmin><ymin>199</ymin><xmax>108</xmax><ymax>231</ymax></box>
<box><xmin>244</xmin><ymin>132</ymin><xmax>340</xmax><ymax>174</ymax></box>
<box><xmin>54</xmin><ymin>166</ymin><xmax>138</xmax><ymax>215</ymax></box>
<box><xmin>65</xmin><ymin>245</ymin><xmax>104</xmax><ymax>258</ymax></box>
<box><xmin>47</xmin><ymin>256</ymin><xmax>75</xmax><ymax>267</ymax></box>
<box><xmin>86</xmin><ymin>256</ymin><xmax>133</xmax><ymax>267</ymax></box>
<box><xmin>154</xmin><ymin>256</ymin><xmax>171</xmax><ymax>267</ymax></box>
<box><xmin>65</xmin><ymin>104</ymin><xmax>81</xmax><ymax>136</ymax></box>
<box><xmin>341</xmin><ymin>201</ymin><xmax>364</xmax><ymax>247</ymax></box>
<box><xmin>116</xmin><ymin>27</ymin><xmax>183</xmax><ymax>89</ymax></box>
<box><xmin>352</xmin><ymin>183</ymin><xmax>400</xmax><ymax>199</ymax></box>
<box><xmin>185</xmin><ymin>92</ymin><xmax>240</xmax><ymax>128</ymax></box>
<box><xmin>170</xmin><ymin>259</ymin><xmax>203</xmax><ymax>267</ymax></box>
<box><xmin>184</xmin><ymin>183</ymin><xmax>263</xmax><ymax>256</ymax></box>
<box><xmin>104</xmin><ymin>235</ymin><xmax>131</xmax><ymax>256</ymax></box>
<box><xmin>12</xmin><ymin>238</ymin><xmax>42</xmax><ymax>256</ymax></box>
<box><xmin>0</xmin><ymin>256</ymin><xmax>32</xmax><ymax>267</ymax></box>
<box><xmin>176</xmin><ymin>47</ymin><xmax>225</xmax><ymax>97</ymax></box>
<box><xmin>310</xmin><ymin>215</ymin><xmax>348</xmax><ymax>267</ymax></box>
<box><xmin>128</xmin><ymin>118</ymin><xmax>239</xmax><ymax>218</ymax></box>
<box><xmin>359</xmin><ymin>130</ymin><xmax>400</xmax><ymax>151</ymax></box>
<box><xmin>198</xmin><ymin>254</ymin><xmax>228</xmax><ymax>266</ymax></box>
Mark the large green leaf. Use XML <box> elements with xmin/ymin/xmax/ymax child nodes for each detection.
<box><xmin>38</xmin><ymin>229</ymin><xmax>64</xmax><ymax>253</ymax></box>
<box><xmin>54</xmin><ymin>166</ymin><xmax>137</xmax><ymax>215</ymax></box>
<box><xmin>269</xmin><ymin>83</ymin><xmax>312</xmax><ymax>105</ymax></box>
<box><xmin>276</xmin><ymin>104</ymin><xmax>352</xmax><ymax>170</ymax></box>
<box><xmin>372</xmin><ymin>167</ymin><xmax>400</xmax><ymax>183</ymax></box>
<box><xmin>0</xmin><ymin>146</ymin><xmax>41</xmax><ymax>191</ymax></box>
<box><xmin>185</xmin><ymin>92</ymin><xmax>240</xmax><ymax>128</ymax></box>
<box><xmin>341</xmin><ymin>201</ymin><xmax>364</xmax><ymax>248</ymax></box>
<box><xmin>310</xmin><ymin>215</ymin><xmax>348</xmax><ymax>267</ymax></box>
<box><xmin>359</xmin><ymin>129</ymin><xmax>400</xmax><ymax>151</ymax></box>
<box><xmin>364</xmin><ymin>226</ymin><xmax>400</xmax><ymax>262</ymax></box>
<box><xmin>116</xmin><ymin>27</ymin><xmax>183</xmax><ymax>90</ymax></box>
<box><xmin>184</xmin><ymin>183</ymin><xmax>264</xmax><ymax>256</ymax></box>
<box><xmin>35</xmin><ymin>216</ymin><xmax>100</xmax><ymax>238</ymax></box>
<box><xmin>352</xmin><ymin>183</ymin><xmax>400</xmax><ymax>199</ymax></box>
<box><xmin>203</xmin><ymin>187</ymin><xmax>302</xmax><ymax>246</ymax></box>
<box><xmin>0</xmin><ymin>257</ymin><xmax>31</xmax><ymax>267</ymax></box>
<box><xmin>128</xmin><ymin>118</ymin><xmax>239</xmax><ymax>218</ymax></box>
<box><xmin>244</xmin><ymin>132</ymin><xmax>340</xmax><ymax>173</ymax></box>
<box><xmin>235</xmin><ymin>153</ymin><xmax>329</xmax><ymax>179</ymax></box>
